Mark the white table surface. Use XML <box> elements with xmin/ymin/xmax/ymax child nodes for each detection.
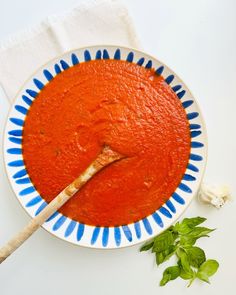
<box><xmin>0</xmin><ymin>0</ymin><xmax>235</xmax><ymax>294</ymax></box>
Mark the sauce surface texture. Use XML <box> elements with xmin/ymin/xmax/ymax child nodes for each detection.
<box><xmin>23</xmin><ymin>59</ymin><xmax>191</xmax><ymax>226</ymax></box>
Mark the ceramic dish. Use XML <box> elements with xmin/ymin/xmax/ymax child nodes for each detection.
<box><xmin>3</xmin><ymin>46</ymin><xmax>207</xmax><ymax>249</ymax></box>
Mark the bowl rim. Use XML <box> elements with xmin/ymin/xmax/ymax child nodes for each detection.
<box><xmin>3</xmin><ymin>45</ymin><xmax>208</xmax><ymax>249</ymax></box>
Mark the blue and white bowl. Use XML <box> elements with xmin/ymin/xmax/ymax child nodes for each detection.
<box><xmin>3</xmin><ymin>46</ymin><xmax>207</xmax><ymax>249</ymax></box>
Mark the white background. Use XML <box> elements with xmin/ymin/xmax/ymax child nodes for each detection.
<box><xmin>0</xmin><ymin>0</ymin><xmax>235</xmax><ymax>294</ymax></box>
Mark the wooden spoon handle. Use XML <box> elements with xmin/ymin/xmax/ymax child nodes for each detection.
<box><xmin>0</xmin><ymin>146</ymin><xmax>124</xmax><ymax>263</ymax></box>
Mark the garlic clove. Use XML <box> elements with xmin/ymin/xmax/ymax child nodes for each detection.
<box><xmin>198</xmin><ymin>183</ymin><xmax>231</xmax><ymax>209</ymax></box>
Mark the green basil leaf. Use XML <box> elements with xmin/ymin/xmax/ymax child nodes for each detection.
<box><xmin>160</xmin><ymin>266</ymin><xmax>180</xmax><ymax>286</ymax></box>
<box><xmin>182</xmin><ymin>217</ymin><xmax>206</xmax><ymax>227</ymax></box>
<box><xmin>197</xmin><ymin>272</ymin><xmax>210</xmax><ymax>283</ymax></box>
<box><xmin>178</xmin><ymin>259</ymin><xmax>194</xmax><ymax>280</ymax></box>
<box><xmin>174</xmin><ymin>217</ymin><xmax>206</xmax><ymax>234</ymax></box>
<box><xmin>156</xmin><ymin>245</ymin><xmax>176</xmax><ymax>265</ymax></box>
<box><xmin>160</xmin><ymin>273</ymin><xmax>171</xmax><ymax>286</ymax></box>
<box><xmin>187</xmin><ymin>227</ymin><xmax>215</xmax><ymax>239</ymax></box>
<box><xmin>180</xmin><ymin>235</ymin><xmax>197</xmax><ymax>247</ymax></box>
<box><xmin>187</xmin><ymin>247</ymin><xmax>206</xmax><ymax>268</ymax></box>
<box><xmin>152</xmin><ymin>231</ymin><xmax>174</xmax><ymax>253</ymax></box>
<box><xmin>174</xmin><ymin>223</ymin><xmax>192</xmax><ymax>235</ymax></box>
<box><xmin>140</xmin><ymin>240</ymin><xmax>154</xmax><ymax>252</ymax></box>
<box><xmin>180</xmin><ymin>268</ymin><xmax>194</xmax><ymax>280</ymax></box>
<box><xmin>176</xmin><ymin>248</ymin><xmax>192</xmax><ymax>273</ymax></box>
<box><xmin>198</xmin><ymin>259</ymin><xmax>219</xmax><ymax>277</ymax></box>
<box><xmin>163</xmin><ymin>245</ymin><xmax>177</xmax><ymax>262</ymax></box>
<box><xmin>156</xmin><ymin>252</ymin><xmax>165</xmax><ymax>265</ymax></box>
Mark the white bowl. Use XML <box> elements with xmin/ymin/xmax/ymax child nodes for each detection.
<box><xmin>3</xmin><ymin>46</ymin><xmax>207</xmax><ymax>249</ymax></box>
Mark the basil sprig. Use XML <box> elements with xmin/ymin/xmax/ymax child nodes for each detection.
<box><xmin>140</xmin><ymin>217</ymin><xmax>219</xmax><ymax>287</ymax></box>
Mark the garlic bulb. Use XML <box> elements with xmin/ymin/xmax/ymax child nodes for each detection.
<box><xmin>198</xmin><ymin>183</ymin><xmax>231</xmax><ymax>209</ymax></box>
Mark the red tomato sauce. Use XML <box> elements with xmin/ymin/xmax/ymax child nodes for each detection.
<box><xmin>22</xmin><ymin>59</ymin><xmax>190</xmax><ymax>226</ymax></box>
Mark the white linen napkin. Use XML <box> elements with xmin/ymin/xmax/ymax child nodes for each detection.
<box><xmin>0</xmin><ymin>0</ymin><xmax>141</xmax><ymax>102</ymax></box>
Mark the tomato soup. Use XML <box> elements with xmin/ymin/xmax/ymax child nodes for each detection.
<box><xmin>22</xmin><ymin>59</ymin><xmax>190</xmax><ymax>226</ymax></box>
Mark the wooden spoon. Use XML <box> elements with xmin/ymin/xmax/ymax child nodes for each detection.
<box><xmin>0</xmin><ymin>145</ymin><xmax>124</xmax><ymax>263</ymax></box>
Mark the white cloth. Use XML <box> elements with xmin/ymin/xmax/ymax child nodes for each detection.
<box><xmin>0</xmin><ymin>0</ymin><xmax>141</xmax><ymax>102</ymax></box>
